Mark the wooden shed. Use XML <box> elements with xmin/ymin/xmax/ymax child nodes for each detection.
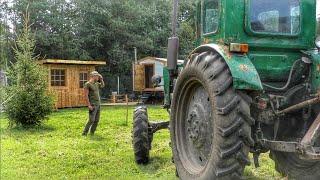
<box><xmin>132</xmin><ymin>57</ymin><xmax>184</xmax><ymax>92</ymax></box>
<box><xmin>39</xmin><ymin>59</ymin><xmax>106</xmax><ymax>109</ymax></box>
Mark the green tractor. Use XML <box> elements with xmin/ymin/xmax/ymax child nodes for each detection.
<box><xmin>133</xmin><ymin>0</ymin><xmax>320</xmax><ymax>179</ymax></box>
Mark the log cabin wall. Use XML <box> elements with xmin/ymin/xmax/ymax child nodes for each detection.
<box><xmin>42</xmin><ymin>64</ymin><xmax>96</xmax><ymax>109</ymax></box>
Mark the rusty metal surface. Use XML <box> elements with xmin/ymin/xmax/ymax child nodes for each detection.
<box><xmin>276</xmin><ymin>96</ymin><xmax>320</xmax><ymax>115</ymax></box>
<box><xmin>299</xmin><ymin>151</ymin><xmax>320</xmax><ymax>160</ymax></box>
<box><xmin>262</xmin><ymin>139</ymin><xmax>320</xmax><ymax>160</ymax></box>
<box><xmin>261</xmin><ymin>139</ymin><xmax>298</xmax><ymax>153</ymax></box>
<box><xmin>261</xmin><ymin>112</ymin><xmax>320</xmax><ymax>160</ymax></box>
<box><xmin>301</xmin><ymin>113</ymin><xmax>320</xmax><ymax>146</ymax></box>
<box><xmin>149</xmin><ymin>121</ymin><xmax>170</xmax><ymax>133</ymax></box>
<box><xmin>261</xmin><ymin>113</ymin><xmax>320</xmax><ymax>160</ymax></box>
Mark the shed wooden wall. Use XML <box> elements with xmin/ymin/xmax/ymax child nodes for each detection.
<box><xmin>42</xmin><ymin>64</ymin><xmax>96</xmax><ymax>109</ymax></box>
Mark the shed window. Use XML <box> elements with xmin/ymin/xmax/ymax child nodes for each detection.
<box><xmin>79</xmin><ymin>72</ymin><xmax>88</xmax><ymax>88</ymax></box>
<box><xmin>202</xmin><ymin>0</ymin><xmax>219</xmax><ymax>34</ymax></box>
<box><xmin>249</xmin><ymin>0</ymin><xmax>300</xmax><ymax>35</ymax></box>
<box><xmin>51</xmin><ymin>69</ymin><xmax>66</xmax><ymax>86</ymax></box>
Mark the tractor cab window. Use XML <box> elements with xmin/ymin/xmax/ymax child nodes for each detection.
<box><xmin>202</xmin><ymin>0</ymin><xmax>219</xmax><ymax>34</ymax></box>
<box><xmin>249</xmin><ymin>0</ymin><xmax>300</xmax><ymax>35</ymax></box>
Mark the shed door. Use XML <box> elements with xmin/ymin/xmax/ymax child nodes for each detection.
<box><xmin>134</xmin><ymin>64</ymin><xmax>145</xmax><ymax>91</ymax></box>
<box><xmin>144</xmin><ymin>64</ymin><xmax>154</xmax><ymax>88</ymax></box>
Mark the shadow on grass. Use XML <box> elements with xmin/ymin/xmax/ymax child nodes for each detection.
<box><xmin>1</xmin><ymin>124</ymin><xmax>56</xmax><ymax>136</ymax></box>
<box><xmin>88</xmin><ymin>134</ymin><xmax>106</xmax><ymax>141</ymax></box>
<box><xmin>137</xmin><ymin>156</ymin><xmax>172</xmax><ymax>174</ymax></box>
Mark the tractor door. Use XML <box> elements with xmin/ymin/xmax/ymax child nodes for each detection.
<box><xmin>134</xmin><ymin>64</ymin><xmax>145</xmax><ymax>91</ymax></box>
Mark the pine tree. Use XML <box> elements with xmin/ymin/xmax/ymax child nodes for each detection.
<box><xmin>5</xmin><ymin>12</ymin><xmax>53</xmax><ymax>127</ymax></box>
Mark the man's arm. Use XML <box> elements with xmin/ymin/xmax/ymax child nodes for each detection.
<box><xmin>98</xmin><ymin>75</ymin><xmax>105</xmax><ymax>88</ymax></box>
<box><xmin>84</xmin><ymin>87</ymin><xmax>93</xmax><ymax>111</ymax></box>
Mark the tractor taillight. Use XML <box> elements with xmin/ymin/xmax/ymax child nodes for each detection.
<box><xmin>229</xmin><ymin>43</ymin><xmax>249</xmax><ymax>53</ymax></box>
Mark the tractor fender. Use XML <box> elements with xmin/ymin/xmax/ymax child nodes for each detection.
<box><xmin>189</xmin><ymin>44</ymin><xmax>263</xmax><ymax>91</ymax></box>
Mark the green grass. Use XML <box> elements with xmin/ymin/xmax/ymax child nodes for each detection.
<box><xmin>0</xmin><ymin>106</ymin><xmax>283</xmax><ymax>179</ymax></box>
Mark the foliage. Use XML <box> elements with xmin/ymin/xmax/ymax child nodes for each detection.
<box><xmin>317</xmin><ymin>17</ymin><xmax>320</xmax><ymax>35</ymax></box>
<box><xmin>0</xmin><ymin>1</ymin><xmax>14</xmax><ymax>68</ymax></box>
<box><xmin>0</xmin><ymin>106</ymin><xmax>282</xmax><ymax>179</ymax></box>
<box><xmin>5</xmin><ymin>12</ymin><xmax>53</xmax><ymax>127</ymax></box>
<box><xmin>0</xmin><ymin>23</ymin><xmax>7</xmax><ymax>106</ymax></box>
<box><xmin>1</xmin><ymin>0</ymin><xmax>196</xmax><ymax>96</ymax></box>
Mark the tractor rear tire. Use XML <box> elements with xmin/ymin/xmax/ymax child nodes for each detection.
<box><xmin>170</xmin><ymin>51</ymin><xmax>254</xmax><ymax>179</ymax></box>
<box><xmin>133</xmin><ymin>106</ymin><xmax>152</xmax><ymax>164</ymax></box>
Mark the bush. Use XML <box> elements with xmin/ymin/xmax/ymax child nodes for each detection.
<box><xmin>5</xmin><ymin>13</ymin><xmax>53</xmax><ymax>127</ymax></box>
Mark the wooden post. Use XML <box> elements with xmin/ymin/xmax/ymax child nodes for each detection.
<box><xmin>125</xmin><ymin>94</ymin><xmax>128</xmax><ymax>103</ymax></box>
<box><xmin>112</xmin><ymin>94</ymin><xmax>116</xmax><ymax>103</ymax></box>
<box><xmin>126</xmin><ymin>94</ymin><xmax>129</xmax><ymax>126</ymax></box>
<box><xmin>117</xmin><ymin>76</ymin><xmax>120</xmax><ymax>95</ymax></box>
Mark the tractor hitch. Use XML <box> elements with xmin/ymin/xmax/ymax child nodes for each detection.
<box><xmin>261</xmin><ymin>113</ymin><xmax>320</xmax><ymax>160</ymax></box>
<box><xmin>149</xmin><ymin>121</ymin><xmax>170</xmax><ymax>134</ymax></box>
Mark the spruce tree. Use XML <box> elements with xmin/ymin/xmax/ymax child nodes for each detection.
<box><xmin>5</xmin><ymin>12</ymin><xmax>53</xmax><ymax>127</ymax></box>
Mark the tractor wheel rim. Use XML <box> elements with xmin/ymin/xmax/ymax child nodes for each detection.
<box><xmin>176</xmin><ymin>78</ymin><xmax>213</xmax><ymax>174</ymax></box>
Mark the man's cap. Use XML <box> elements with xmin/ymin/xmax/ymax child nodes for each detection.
<box><xmin>90</xmin><ymin>71</ymin><xmax>101</xmax><ymax>77</ymax></box>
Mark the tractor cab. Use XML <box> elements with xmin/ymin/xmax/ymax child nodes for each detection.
<box><xmin>194</xmin><ymin>0</ymin><xmax>318</xmax><ymax>91</ymax></box>
<box><xmin>196</xmin><ymin>0</ymin><xmax>316</xmax><ymax>49</ymax></box>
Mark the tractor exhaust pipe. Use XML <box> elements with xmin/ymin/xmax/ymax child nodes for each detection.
<box><xmin>167</xmin><ymin>0</ymin><xmax>179</xmax><ymax>71</ymax></box>
<box><xmin>167</xmin><ymin>38</ymin><xmax>179</xmax><ymax>71</ymax></box>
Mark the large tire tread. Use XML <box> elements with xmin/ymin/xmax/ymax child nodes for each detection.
<box><xmin>172</xmin><ymin>51</ymin><xmax>254</xmax><ymax>179</ymax></box>
<box><xmin>133</xmin><ymin>106</ymin><xmax>151</xmax><ymax>164</ymax></box>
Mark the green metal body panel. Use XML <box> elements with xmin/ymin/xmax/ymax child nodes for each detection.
<box><xmin>163</xmin><ymin>66</ymin><xmax>170</xmax><ymax>105</ymax></box>
<box><xmin>190</xmin><ymin>44</ymin><xmax>263</xmax><ymax>90</ymax></box>
<box><xmin>194</xmin><ymin>0</ymin><xmax>317</xmax><ymax>90</ymax></box>
<box><xmin>305</xmin><ymin>50</ymin><xmax>320</xmax><ymax>92</ymax></box>
<box><xmin>164</xmin><ymin>65</ymin><xmax>184</xmax><ymax>105</ymax></box>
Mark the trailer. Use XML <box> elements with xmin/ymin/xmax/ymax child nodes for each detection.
<box><xmin>132</xmin><ymin>57</ymin><xmax>183</xmax><ymax>103</ymax></box>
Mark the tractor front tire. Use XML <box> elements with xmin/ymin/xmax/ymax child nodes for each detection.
<box><xmin>133</xmin><ymin>106</ymin><xmax>152</xmax><ymax>164</ymax></box>
<box><xmin>170</xmin><ymin>51</ymin><xmax>254</xmax><ymax>179</ymax></box>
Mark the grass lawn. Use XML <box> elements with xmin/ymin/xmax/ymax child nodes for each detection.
<box><xmin>1</xmin><ymin>106</ymin><xmax>283</xmax><ymax>179</ymax></box>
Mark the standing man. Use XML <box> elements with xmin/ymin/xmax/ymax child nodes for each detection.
<box><xmin>82</xmin><ymin>71</ymin><xmax>105</xmax><ymax>136</ymax></box>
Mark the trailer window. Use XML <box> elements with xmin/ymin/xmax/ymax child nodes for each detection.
<box><xmin>51</xmin><ymin>69</ymin><xmax>66</xmax><ymax>86</ymax></box>
<box><xmin>249</xmin><ymin>0</ymin><xmax>300</xmax><ymax>35</ymax></box>
<box><xmin>202</xmin><ymin>0</ymin><xmax>219</xmax><ymax>34</ymax></box>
